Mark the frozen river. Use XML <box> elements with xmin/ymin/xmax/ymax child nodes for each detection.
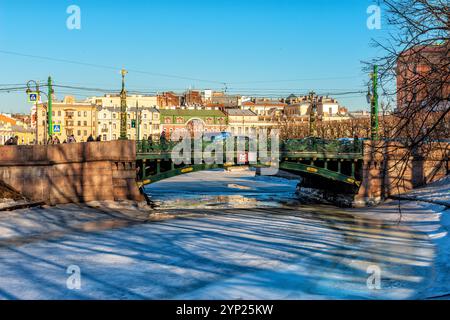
<box><xmin>0</xmin><ymin>169</ymin><xmax>443</xmax><ymax>299</ymax></box>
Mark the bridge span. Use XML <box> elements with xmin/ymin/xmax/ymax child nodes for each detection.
<box><xmin>0</xmin><ymin>139</ymin><xmax>448</xmax><ymax>207</ymax></box>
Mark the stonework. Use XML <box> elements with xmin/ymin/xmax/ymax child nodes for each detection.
<box><xmin>355</xmin><ymin>141</ymin><xmax>449</xmax><ymax>206</ymax></box>
<box><xmin>0</xmin><ymin>141</ymin><xmax>143</xmax><ymax>205</ymax></box>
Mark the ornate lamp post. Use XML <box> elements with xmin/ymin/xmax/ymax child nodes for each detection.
<box><xmin>309</xmin><ymin>91</ymin><xmax>318</xmax><ymax>137</ymax></box>
<box><xmin>119</xmin><ymin>69</ymin><xmax>128</xmax><ymax>140</ymax></box>
<box><xmin>367</xmin><ymin>65</ymin><xmax>379</xmax><ymax>141</ymax></box>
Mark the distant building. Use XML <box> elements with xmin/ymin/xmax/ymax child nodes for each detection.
<box><xmin>284</xmin><ymin>95</ymin><xmax>346</xmax><ymax>120</ymax></box>
<box><xmin>225</xmin><ymin>109</ymin><xmax>274</xmax><ymax>136</ymax></box>
<box><xmin>157</xmin><ymin>92</ymin><xmax>181</xmax><ymax>109</ymax></box>
<box><xmin>87</xmin><ymin>94</ymin><xmax>158</xmax><ymax>109</ymax></box>
<box><xmin>0</xmin><ymin>113</ymin><xmax>35</xmax><ymax>145</ymax></box>
<box><xmin>159</xmin><ymin>109</ymin><xmax>228</xmax><ymax>137</ymax></box>
<box><xmin>97</xmin><ymin>106</ymin><xmax>160</xmax><ymax>141</ymax></box>
<box><xmin>242</xmin><ymin>99</ymin><xmax>287</xmax><ymax>117</ymax></box>
<box><xmin>37</xmin><ymin>96</ymin><xmax>97</xmax><ymax>143</ymax></box>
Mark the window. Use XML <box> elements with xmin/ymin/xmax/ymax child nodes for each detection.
<box><xmin>104</xmin><ymin>113</ymin><xmax>107</xmax><ymax>119</ymax></box>
<box><xmin>78</xmin><ymin>121</ymin><xmax>81</xmax><ymax>126</ymax></box>
<box><xmin>78</xmin><ymin>111</ymin><xmax>81</xmax><ymax>117</ymax></box>
<box><xmin>84</xmin><ymin>121</ymin><xmax>87</xmax><ymax>126</ymax></box>
<box><xmin>77</xmin><ymin>130</ymin><xmax>81</xmax><ymax>136</ymax></box>
<box><xmin>113</xmin><ymin>113</ymin><xmax>116</xmax><ymax>119</ymax></box>
<box><xmin>112</xmin><ymin>134</ymin><xmax>116</xmax><ymax>140</ymax></box>
<box><xmin>58</xmin><ymin>111</ymin><xmax>61</xmax><ymax>116</ymax></box>
<box><xmin>144</xmin><ymin>114</ymin><xmax>147</xmax><ymax>119</ymax></box>
<box><xmin>102</xmin><ymin>135</ymin><xmax>107</xmax><ymax>141</ymax></box>
<box><xmin>144</xmin><ymin>124</ymin><xmax>148</xmax><ymax>130</ymax></box>
<box><xmin>84</xmin><ymin>111</ymin><xmax>87</xmax><ymax>117</ymax></box>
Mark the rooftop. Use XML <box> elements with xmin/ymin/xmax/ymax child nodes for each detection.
<box><xmin>160</xmin><ymin>109</ymin><xmax>226</xmax><ymax>117</ymax></box>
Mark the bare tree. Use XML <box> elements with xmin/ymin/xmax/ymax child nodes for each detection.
<box><xmin>369</xmin><ymin>0</ymin><xmax>449</xmax><ymax>196</ymax></box>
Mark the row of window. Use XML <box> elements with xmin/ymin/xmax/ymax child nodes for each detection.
<box><xmin>102</xmin><ymin>113</ymin><xmax>159</xmax><ymax>120</ymax></box>
<box><xmin>101</xmin><ymin>124</ymin><xmax>160</xmax><ymax>130</ymax></box>
<box><xmin>42</xmin><ymin>110</ymin><xmax>92</xmax><ymax>118</ymax></box>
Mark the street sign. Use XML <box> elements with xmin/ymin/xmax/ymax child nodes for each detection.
<box><xmin>28</xmin><ymin>92</ymin><xmax>38</xmax><ymax>103</ymax></box>
<box><xmin>53</xmin><ymin>124</ymin><xmax>62</xmax><ymax>134</ymax></box>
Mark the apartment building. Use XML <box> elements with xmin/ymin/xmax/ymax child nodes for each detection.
<box><xmin>225</xmin><ymin>109</ymin><xmax>274</xmax><ymax>136</ymax></box>
<box><xmin>36</xmin><ymin>96</ymin><xmax>97</xmax><ymax>143</ymax></box>
<box><xmin>97</xmin><ymin>106</ymin><xmax>160</xmax><ymax>141</ymax></box>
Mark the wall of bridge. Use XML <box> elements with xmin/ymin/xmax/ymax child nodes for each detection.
<box><xmin>355</xmin><ymin>141</ymin><xmax>449</xmax><ymax>205</ymax></box>
<box><xmin>0</xmin><ymin>141</ymin><xmax>143</xmax><ymax>205</ymax></box>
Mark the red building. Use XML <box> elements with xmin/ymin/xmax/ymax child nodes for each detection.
<box><xmin>397</xmin><ymin>43</ymin><xmax>449</xmax><ymax>111</ymax></box>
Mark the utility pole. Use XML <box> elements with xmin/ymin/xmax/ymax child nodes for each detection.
<box><xmin>370</xmin><ymin>65</ymin><xmax>379</xmax><ymax>140</ymax></box>
<box><xmin>47</xmin><ymin>76</ymin><xmax>53</xmax><ymax>142</ymax></box>
<box><xmin>309</xmin><ymin>91</ymin><xmax>317</xmax><ymax>137</ymax></box>
<box><xmin>119</xmin><ymin>69</ymin><xmax>128</xmax><ymax>140</ymax></box>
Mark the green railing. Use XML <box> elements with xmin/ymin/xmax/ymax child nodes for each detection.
<box><xmin>281</xmin><ymin>138</ymin><xmax>364</xmax><ymax>155</ymax></box>
<box><xmin>137</xmin><ymin>137</ymin><xmax>364</xmax><ymax>156</ymax></box>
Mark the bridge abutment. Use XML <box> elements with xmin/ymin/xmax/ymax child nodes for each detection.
<box><xmin>354</xmin><ymin>142</ymin><xmax>449</xmax><ymax>206</ymax></box>
<box><xmin>0</xmin><ymin>141</ymin><xmax>144</xmax><ymax>205</ymax></box>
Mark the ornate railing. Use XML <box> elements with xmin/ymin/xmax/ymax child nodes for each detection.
<box><xmin>137</xmin><ymin>137</ymin><xmax>364</xmax><ymax>156</ymax></box>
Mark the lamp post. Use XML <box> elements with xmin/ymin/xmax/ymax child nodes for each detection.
<box><xmin>309</xmin><ymin>91</ymin><xmax>318</xmax><ymax>137</ymax></box>
<box><xmin>119</xmin><ymin>69</ymin><xmax>128</xmax><ymax>140</ymax></box>
<box><xmin>27</xmin><ymin>78</ymin><xmax>52</xmax><ymax>144</ymax></box>
<box><xmin>367</xmin><ymin>65</ymin><xmax>379</xmax><ymax>141</ymax></box>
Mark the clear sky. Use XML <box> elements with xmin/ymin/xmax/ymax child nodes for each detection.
<box><xmin>0</xmin><ymin>0</ymin><xmax>386</xmax><ymax>113</ymax></box>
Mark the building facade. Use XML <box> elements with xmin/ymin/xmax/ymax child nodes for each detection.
<box><xmin>37</xmin><ymin>96</ymin><xmax>97</xmax><ymax>143</ymax></box>
<box><xmin>97</xmin><ymin>106</ymin><xmax>160</xmax><ymax>141</ymax></box>
<box><xmin>159</xmin><ymin>109</ymin><xmax>228</xmax><ymax>138</ymax></box>
<box><xmin>225</xmin><ymin>109</ymin><xmax>274</xmax><ymax>136</ymax></box>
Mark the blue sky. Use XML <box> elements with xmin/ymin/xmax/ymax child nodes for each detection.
<box><xmin>0</xmin><ymin>0</ymin><xmax>385</xmax><ymax>113</ymax></box>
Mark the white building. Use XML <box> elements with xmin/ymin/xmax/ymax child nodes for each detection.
<box><xmin>97</xmin><ymin>106</ymin><xmax>160</xmax><ymax>141</ymax></box>
<box><xmin>88</xmin><ymin>94</ymin><xmax>158</xmax><ymax>109</ymax></box>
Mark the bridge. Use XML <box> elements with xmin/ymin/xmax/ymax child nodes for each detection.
<box><xmin>0</xmin><ymin>139</ymin><xmax>447</xmax><ymax>207</ymax></box>
<box><xmin>136</xmin><ymin>137</ymin><xmax>364</xmax><ymax>191</ymax></box>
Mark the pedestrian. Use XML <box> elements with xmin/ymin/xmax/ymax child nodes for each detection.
<box><xmin>53</xmin><ymin>136</ymin><xmax>60</xmax><ymax>144</ymax></box>
<box><xmin>96</xmin><ymin>135</ymin><xmax>102</xmax><ymax>142</ymax></box>
<box><xmin>12</xmin><ymin>136</ymin><xmax>19</xmax><ymax>145</ymax></box>
<box><xmin>87</xmin><ymin>134</ymin><xmax>95</xmax><ymax>142</ymax></box>
<box><xmin>4</xmin><ymin>137</ymin><xmax>13</xmax><ymax>145</ymax></box>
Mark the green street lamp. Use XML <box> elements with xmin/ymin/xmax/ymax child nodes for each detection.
<box><xmin>26</xmin><ymin>77</ymin><xmax>53</xmax><ymax>144</ymax></box>
<box><xmin>119</xmin><ymin>69</ymin><xmax>128</xmax><ymax>140</ymax></box>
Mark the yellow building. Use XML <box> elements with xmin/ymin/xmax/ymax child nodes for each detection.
<box><xmin>37</xmin><ymin>96</ymin><xmax>97</xmax><ymax>143</ymax></box>
<box><xmin>226</xmin><ymin>109</ymin><xmax>274</xmax><ymax>136</ymax></box>
<box><xmin>0</xmin><ymin>113</ymin><xmax>35</xmax><ymax>145</ymax></box>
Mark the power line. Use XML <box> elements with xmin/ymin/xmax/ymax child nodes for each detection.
<box><xmin>0</xmin><ymin>49</ymin><xmax>226</xmax><ymax>85</ymax></box>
